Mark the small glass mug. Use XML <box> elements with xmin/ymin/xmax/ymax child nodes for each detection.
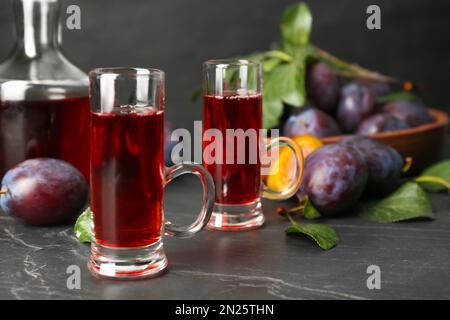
<box><xmin>88</xmin><ymin>68</ymin><xmax>215</xmax><ymax>279</ymax></box>
<box><xmin>203</xmin><ymin>59</ymin><xmax>303</xmax><ymax>231</ymax></box>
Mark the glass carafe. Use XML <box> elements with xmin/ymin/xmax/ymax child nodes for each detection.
<box><xmin>0</xmin><ymin>0</ymin><xmax>90</xmax><ymax>180</ymax></box>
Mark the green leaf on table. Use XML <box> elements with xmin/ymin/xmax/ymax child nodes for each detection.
<box><xmin>281</xmin><ymin>3</ymin><xmax>312</xmax><ymax>47</ymax></box>
<box><xmin>419</xmin><ymin>160</ymin><xmax>450</xmax><ymax>191</ymax></box>
<box><xmin>377</xmin><ymin>91</ymin><xmax>420</xmax><ymax>104</ymax></box>
<box><xmin>286</xmin><ymin>223</ymin><xmax>338</xmax><ymax>250</ymax></box>
<box><xmin>303</xmin><ymin>198</ymin><xmax>321</xmax><ymax>219</ymax></box>
<box><xmin>359</xmin><ymin>182</ymin><xmax>434</xmax><ymax>223</ymax></box>
<box><xmin>74</xmin><ymin>207</ymin><xmax>92</xmax><ymax>243</ymax></box>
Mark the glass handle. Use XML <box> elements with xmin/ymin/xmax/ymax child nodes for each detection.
<box><xmin>262</xmin><ymin>137</ymin><xmax>304</xmax><ymax>200</ymax></box>
<box><xmin>164</xmin><ymin>162</ymin><xmax>215</xmax><ymax>238</ymax></box>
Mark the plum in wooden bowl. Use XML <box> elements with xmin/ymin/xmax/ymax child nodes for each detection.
<box><xmin>321</xmin><ymin>108</ymin><xmax>449</xmax><ymax>174</ymax></box>
<box><xmin>280</xmin><ymin>64</ymin><xmax>449</xmax><ymax>174</ymax></box>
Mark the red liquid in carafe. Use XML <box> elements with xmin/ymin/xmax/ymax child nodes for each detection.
<box><xmin>91</xmin><ymin>107</ymin><xmax>164</xmax><ymax>248</ymax></box>
<box><xmin>0</xmin><ymin>97</ymin><xmax>90</xmax><ymax>180</ymax></box>
<box><xmin>203</xmin><ymin>93</ymin><xmax>262</xmax><ymax>205</ymax></box>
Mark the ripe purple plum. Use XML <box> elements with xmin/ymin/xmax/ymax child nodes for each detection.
<box><xmin>302</xmin><ymin>144</ymin><xmax>368</xmax><ymax>215</ymax></box>
<box><xmin>381</xmin><ymin>100</ymin><xmax>433</xmax><ymax>127</ymax></box>
<box><xmin>337</xmin><ymin>82</ymin><xmax>376</xmax><ymax>133</ymax></box>
<box><xmin>306</xmin><ymin>62</ymin><xmax>340</xmax><ymax>113</ymax></box>
<box><xmin>357</xmin><ymin>113</ymin><xmax>409</xmax><ymax>135</ymax></box>
<box><xmin>356</xmin><ymin>79</ymin><xmax>391</xmax><ymax>98</ymax></box>
<box><xmin>340</xmin><ymin>136</ymin><xmax>404</xmax><ymax>197</ymax></box>
<box><xmin>0</xmin><ymin>158</ymin><xmax>88</xmax><ymax>225</ymax></box>
<box><xmin>283</xmin><ymin>107</ymin><xmax>341</xmax><ymax>138</ymax></box>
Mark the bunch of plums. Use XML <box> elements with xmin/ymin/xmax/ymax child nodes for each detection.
<box><xmin>283</xmin><ymin>62</ymin><xmax>433</xmax><ymax>138</ymax></box>
<box><xmin>298</xmin><ymin>136</ymin><xmax>404</xmax><ymax>216</ymax></box>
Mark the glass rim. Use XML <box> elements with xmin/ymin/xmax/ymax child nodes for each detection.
<box><xmin>203</xmin><ymin>59</ymin><xmax>261</xmax><ymax>68</ymax></box>
<box><xmin>89</xmin><ymin>67</ymin><xmax>164</xmax><ymax>78</ymax></box>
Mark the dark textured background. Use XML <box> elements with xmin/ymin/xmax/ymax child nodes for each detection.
<box><xmin>0</xmin><ymin>0</ymin><xmax>449</xmax><ymax>129</ymax></box>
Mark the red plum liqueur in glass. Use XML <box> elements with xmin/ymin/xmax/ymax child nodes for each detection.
<box><xmin>91</xmin><ymin>106</ymin><xmax>164</xmax><ymax>248</ymax></box>
<box><xmin>203</xmin><ymin>93</ymin><xmax>262</xmax><ymax>205</ymax></box>
<box><xmin>203</xmin><ymin>60</ymin><xmax>303</xmax><ymax>231</ymax></box>
<box><xmin>88</xmin><ymin>68</ymin><xmax>214</xmax><ymax>279</ymax></box>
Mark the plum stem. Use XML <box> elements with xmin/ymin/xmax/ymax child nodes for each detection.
<box><xmin>313</xmin><ymin>46</ymin><xmax>398</xmax><ymax>83</ymax></box>
<box><xmin>289</xmin><ymin>204</ymin><xmax>305</xmax><ymax>214</ymax></box>
<box><xmin>402</xmin><ymin>157</ymin><xmax>413</xmax><ymax>173</ymax></box>
<box><xmin>286</xmin><ymin>211</ymin><xmax>299</xmax><ymax>226</ymax></box>
<box><xmin>415</xmin><ymin>176</ymin><xmax>450</xmax><ymax>193</ymax></box>
<box><xmin>0</xmin><ymin>187</ymin><xmax>7</xmax><ymax>195</ymax></box>
<box><xmin>312</xmin><ymin>45</ymin><xmax>416</xmax><ymax>89</ymax></box>
<box><xmin>289</xmin><ymin>195</ymin><xmax>309</xmax><ymax>215</ymax></box>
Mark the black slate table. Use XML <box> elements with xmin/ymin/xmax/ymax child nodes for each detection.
<box><xmin>1</xmin><ymin>174</ymin><xmax>450</xmax><ymax>300</ymax></box>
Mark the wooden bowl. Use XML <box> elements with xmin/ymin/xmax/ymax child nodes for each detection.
<box><xmin>321</xmin><ymin>108</ymin><xmax>449</xmax><ymax>174</ymax></box>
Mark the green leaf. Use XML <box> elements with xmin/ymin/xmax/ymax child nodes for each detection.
<box><xmin>263</xmin><ymin>58</ymin><xmax>283</xmax><ymax>73</ymax></box>
<box><xmin>377</xmin><ymin>91</ymin><xmax>420</xmax><ymax>104</ymax></box>
<box><xmin>280</xmin><ymin>63</ymin><xmax>304</xmax><ymax>106</ymax></box>
<box><xmin>262</xmin><ymin>58</ymin><xmax>306</xmax><ymax>128</ymax></box>
<box><xmin>263</xmin><ymin>97</ymin><xmax>284</xmax><ymax>129</ymax></box>
<box><xmin>303</xmin><ymin>198</ymin><xmax>321</xmax><ymax>219</ymax></box>
<box><xmin>74</xmin><ymin>207</ymin><xmax>92</xmax><ymax>243</ymax></box>
<box><xmin>286</xmin><ymin>223</ymin><xmax>338</xmax><ymax>250</ymax></box>
<box><xmin>281</xmin><ymin>3</ymin><xmax>313</xmax><ymax>47</ymax></box>
<box><xmin>262</xmin><ymin>68</ymin><xmax>285</xmax><ymax>129</ymax></box>
<box><xmin>265</xmin><ymin>50</ymin><xmax>293</xmax><ymax>62</ymax></box>
<box><xmin>419</xmin><ymin>160</ymin><xmax>450</xmax><ymax>191</ymax></box>
<box><xmin>359</xmin><ymin>182</ymin><xmax>434</xmax><ymax>223</ymax></box>
<box><xmin>262</xmin><ymin>64</ymin><xmax>293</xmax><ymax>128</ymax></box>
<box><xmin>261</xmin><ymin>51</ymin><xmax>293</xmax><ymax>73</ymax></box>
<box><xmin>245</xmin><ymin>52</ymin><xmax>267</xmax><ymax>62</ymax></box>
<box><xmin>191</xmin><ymin>87</ymin><xmax>203</xmax><ymax>102</ymax></box>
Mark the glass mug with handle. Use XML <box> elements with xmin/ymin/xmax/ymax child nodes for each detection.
<box><xmin>203</xmin><ymin>59</ymin><xmax>303</xmax><ymax>231</ymax></box>
<box><xmin>88</xmin><ymin>68</ymin><xmax>215</xmax><ymax>279</ymax></box>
